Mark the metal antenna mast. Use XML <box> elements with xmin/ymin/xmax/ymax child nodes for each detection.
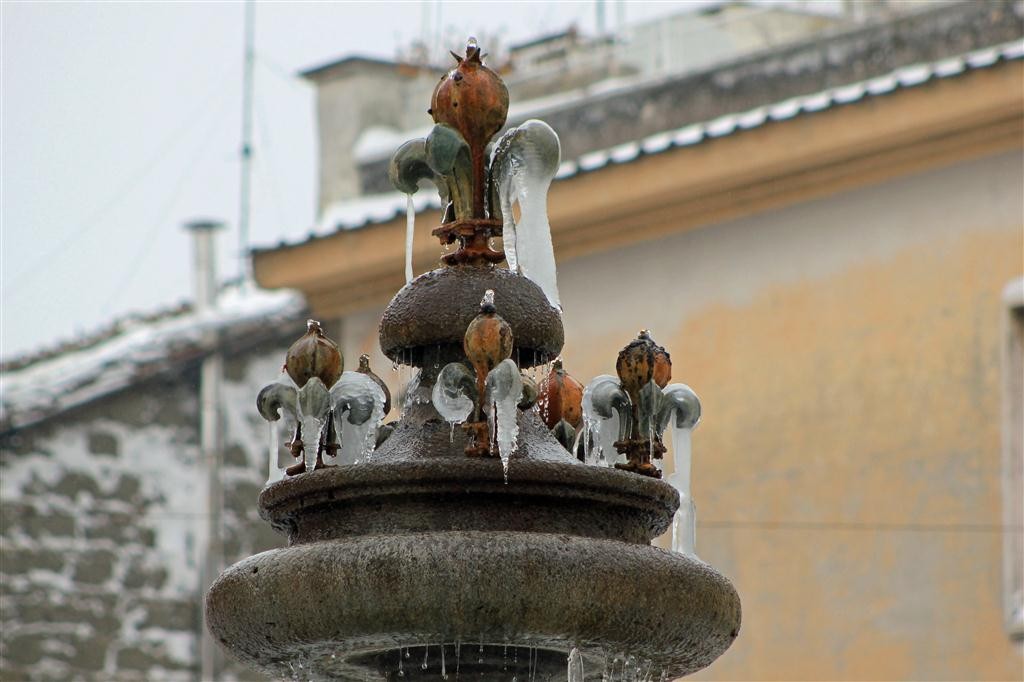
<box><xmin>238</xmin><ymin>0</ymin><xmax>256</xmax><ymax>286</ymax></box>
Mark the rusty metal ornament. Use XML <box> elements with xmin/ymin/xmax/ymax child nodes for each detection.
<box><xmin>614</xmin><ymin>330</ymin><xmax>673</xmax><ymax>478</ymax></box>
<box><xmin>430</xmin><ymin>38</ymin><xmax>509</xmax><ymax>218</ymax></box>
<box><xmin>462</xmin><ymin>289</ymin><xmax>513</xmax><ymax>456</ymax></box>
<box><xmin>537</xmin><ymin>358</ymin><xmax>584</xmax><ymax>430</ymax></box>
<box><xmin>285</xmin><ymin>319</ymin><xmax>343</xmax><ymax>390</ymax></box>
<box><xmin>426</xmin><ymin>39</ymin><xmax>509</xmax><ymax>266</ymax></box>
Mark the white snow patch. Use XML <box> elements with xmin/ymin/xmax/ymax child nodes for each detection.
<box><xmin>317</xmin><ymin>190</ymin><xmax>442</xmax><ymax>234</ymax></box>
<box><xmin>800</xmin><ymin>92</ymin><xmax>831</xmax><ymax>113</ymax></box>
<box><xmin>895</xmin><ymin>63</ymin><xmax>931</xmax><ymax>87</ymax></box>
<box><xmin>353</xmin><ymin>125</ymin><xmax>406</xmax><ymax>163</ymax></box>
<box><xmin>705</xmin><ymin>114</ymin><xmax>738</xmax><ymax>137</ymax></box>
<box><xmin>736</xmin><ymin>107</ymin><xmax>768</xmax><ymax>130</ymax></box>
<box><xmin>932</xmin><ymin>57</ymin><xmax>966</xmax><ymax>78</ymax></box>
<box><xmin>2</xmin><ymin>286</ymin><xmax>303</xmax><ymax>430</ymax></box>
<box><xmin>672</xmin><ymin>124</ymin><xmax>704</xmax><ymax>146</ymax></box>
<box><xmin>831</xmin><ymin>83</ymin><xmax>866</xmax><ymax>104</ymax></box>
<box><xmin>865</xmin><ymin>74</ymin><xmax>898</xmax><ymax>95</ymax></box>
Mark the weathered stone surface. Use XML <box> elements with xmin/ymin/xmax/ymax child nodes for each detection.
<box><xmin>0</xmin><ymin>502</ymin><xmax>25</xmax><ymax>535</ymax></box>
<box><xmin>87</xmin><ymin>430</ymin><xmax>119</xmax><ymax>457</ymax></box>
<box><xmin>2</xmin><ymin>340</ymin><xmax>296</xmax><ymax>681</ymax></box>
<box><xmin>52</xmin><ymin>471</ymin><xmax>103</xmax><ymax>501</ymax></box>
<box><xmin>223</xmin><ymin>443</ymin><xmax>249</xmax><ymax>467</ymax></box>
<box><xmin>122</xmin><ymin>559</ymin><xmax>168</xmax><ymax>590</ymax></box>
<box><xmin>224</xmin><ymin>480</ymin><xmax>263</xmax><ymax>515</ymax></box>
<box><xmin>208</xmin><ymin>531</ymin><xmax>740</xmax><ymax>680</ymax></box>
<box><xmin>83</xmin><ymin>513</ymin><xmax>154</xmax><ymax>546</ymax></box>
<box><xmin>72</xmin><ymin>550</ymin><xmax>116</xmax><ymax>584</ymax></box>
<box><xmin>1</xmin><ymin>547</ymin><xmax>65</xmax><ymax>574</ymax></box>
<box><xmin>211</xmin><ymin>381</ymin><xmax>740</xmax><ymax>680</ymax></box>
<box><xmin>21</xmin><ymin>508</ymin><xmax>75</xmax><ymax>538</ymax></box>
<box><xmin>4</xmin><ymin>595</ymin><xmax>120</xmax><ymax>637</ymax></box>
<box><xmin>4</xmin><ymin>633</ymin><xmax>45</xmax><ymax>665</ymax></box>
<box><xmin>110</xmin><ymin>474</ymin><xmax>142</xmax><ymax>503</ymax></box>
<box><xmin>138</xmin><ymin>599</ymin><xmax>196</xmax><ymax>631</ymax></box>
<box><xmin>115</xmin><ymin>645</ymin><xmax>191</xmax><ymax>672</ymax></box>
<box><xmin>379</xmin><ymin>265</ymin><xmax>564</xmax><ymax>368</ymax></box>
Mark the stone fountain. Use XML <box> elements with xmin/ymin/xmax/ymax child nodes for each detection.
<box><xmin>206</xmin><ymin>40</ymin><xmax>740</xmax><ymax>681</ymax></box>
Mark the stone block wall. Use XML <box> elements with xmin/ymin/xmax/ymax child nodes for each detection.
<box><xmin>1</xmin><ymin>337</ymin><xmax>296</xmax><ymax>681</ymax></box>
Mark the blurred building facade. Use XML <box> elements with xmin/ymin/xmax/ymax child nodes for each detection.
<box><xmin>1</xmin><ymin>1</ymin><xmax>1022</xmax><ymax>680</ymax></box>
<box><xmin>255</xmin><ymin>1</ymin><xmax>1024</xmax><ymax>679</ymax></box>
<box><xmin>0</xmin><ymin>286</ymin><xmax>304</xmax><ymax>680</ymax></box>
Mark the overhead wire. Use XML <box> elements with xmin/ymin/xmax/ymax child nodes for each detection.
<box><xmin>4</xmin><ymin>60</ymin><xmax>239</xmax><ymax>297</ymax></box>
<box><xmin>99</xmin><ymin>85</ymin><xmax>236</xmax><ymax>314</ymax></box>
<box><xmin>252</xmin><ymin>91</ymin><xmax>289</xmax><ymax>240</ymax></box>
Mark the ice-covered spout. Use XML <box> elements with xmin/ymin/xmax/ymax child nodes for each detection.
<box><xmin>581</xmin><ymin>374</ymin><xmax>631</xmax><ymax>467</ymax></box>
<box><xmin>330</xmin><ymin>371</ymin><xmax>388</xmax><ymax>464</ymax></box>
<box><xmin>432</xmin><ymin>362</ymin><xmax>476</xmax><ymax>425</ymax></box>
<box><xmin>491</xmin><ymin>119</ymin><xmax>562</xmax><ymax>308</ymax></box>
<box><xmin>658</xmin><ymin>384</ymin><xmax>701</xmax><ymax>555</ymax></box>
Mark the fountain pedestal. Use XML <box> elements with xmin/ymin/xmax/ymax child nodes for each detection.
<box><xmin>206</xmin><ymin>404</ymin><xmax>740</xmax><ymax>680</ymax></box>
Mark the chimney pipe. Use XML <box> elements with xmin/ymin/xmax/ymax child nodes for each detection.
<box><xmin>184</xmin><ymin>218</ymin><xmax>225</xmax><ymax>680</ymax></box>
<box><xmin>185</xmin><ymin>219</ymin><xmax>224</xmax><ymax>312</ymax></box>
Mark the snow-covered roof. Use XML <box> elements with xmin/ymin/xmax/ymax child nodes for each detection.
<box><xmin>1</xmin><ymin>286</ymin><xmax>305</xmax><ymax>432</ymax></box>
<box><xmin>257</xmin><ymin>39</ymin><xmax>1024</xmax><ymax>253</ymax></box>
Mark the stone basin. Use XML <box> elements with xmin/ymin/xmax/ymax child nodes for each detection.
<box><xmin>205</xmin><ymin>404</ymin><xmax>741</xmax><ymax>680</ymax></box>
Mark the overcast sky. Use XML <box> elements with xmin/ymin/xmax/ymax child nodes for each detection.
<box><xmin>1</xmin><ymin>1</ymin><xmax>727</xmax><ymax>361</ymax></box>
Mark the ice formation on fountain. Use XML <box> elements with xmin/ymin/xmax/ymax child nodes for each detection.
<box><xmin>330</xmin><ymin>371</ymin><xmax>388</xmax><ymax>465</ymax></box>
<box><xmin>431</xmin><ymin>362</ymin><xmax>475</xmax><ymax>426</ymax></box>
<box><xmin>581</xmin><ymin>374</ymin><xmax>630</xmax><ymax>467</ymax></box>
<box><xmin>484</xmin><ymin>358</ymin><xmax>523</xmax><ymax>478</ymax></box>
<box><xmin>431</xmin><ymin>290</ymin><xmax>525</xmax><ymax>472</ymax></box>
<box><xmin>577</xmin><ymin>350</ymin><xmax>703</xmax><ymax>554</ymax></box>
<box><xmin>256</xmin><ymin>324</ymin><xmax>389</xmax><ymax>478</ymax></box>
<box><xmin>491</xmin><ymin>119</ymin><xmax>562</xmax><ymax>308</ymax></box>
<box><xmin>658</xmin><ymin>383</ymin><xmax>702</xmax><ymax>555</ymax></box>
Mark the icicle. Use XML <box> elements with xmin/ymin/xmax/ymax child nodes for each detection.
<box><xmin>492</xmin><ymin>120</ymin><xmax>561</xmax><ymax>307</ymax></box>
<box><xmin>660</xmin><ymin>383</ymin><xmax>700</xmax><ymax>555</ymax></box>
<box><xmin>568</xmin><ymin>647</ymin><xmax>585</xmax><ymax>682</ymax></box>
<box><xmin>405</xmin><ymin>194</ymin><xmax>415</xmax><ymax>284</ymax></box>
<box><xmin>669</xmin><ymin>426</ymin><xmax>697</xmax><ymax>555</ymax></box>
<box><xmin>501</xmin><ymin>189</ymin><xmax>517</xmax><ymax>273</ymax></box>
<box><xmin>485</xmin><ymin>359</ymin><xmax>522</xmax><ymax>480</ymax></box>
<box><xmin>441</xmin><ymin>643</ymin><xmax>447</xmax><ymax>679</ymax></box>
<box><xmin>267</xmin><ymin>421</ymin><xmax>281</xmax><ymax>483</ymax></box>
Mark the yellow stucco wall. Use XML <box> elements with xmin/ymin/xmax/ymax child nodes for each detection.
<box><xmin>333</xmin><ymin>149</ymin><xmax>1023</xmax><ymax>679</ymax></box>
<box><xmin>557</xmin><ymin>150</ymin><xmax>1024</xmax><ymax>680</ymax></box>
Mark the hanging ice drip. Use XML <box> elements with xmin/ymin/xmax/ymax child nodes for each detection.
<box><xmin>662</xmin><ymin>384</ymin><xmax>701</xmax><ymax>555</ymax></box>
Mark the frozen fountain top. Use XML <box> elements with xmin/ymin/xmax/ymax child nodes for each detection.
<box><xmin>388</xmin><ymin>39</ymin><xmax>562</xmax><ymax>305</ymax></box>
<box><xmin>212</xmin><ymin>38</ymin><xmax>740</xmax><ymax>682</ymax></box>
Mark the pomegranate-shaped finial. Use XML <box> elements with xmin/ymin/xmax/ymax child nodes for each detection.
<box><xmin>463</xmin><ymin>290</ymin><xmax>514</xmax><ymax>421</ymax></box>
<box><xmin>284</xmin><ymin>319</ymin><xmax>343</xmax><ymax>389</ymax></box>
<box><xmin>615</xmin><ymin>330</ymin><xmax>672</xmax><ymax>401</ymax></box>
<box><xmin>537</xmin><ymin>358</ymin><xmax>584</xmax><ymax>430</ymax></box>
<box><xmin>430</xmin><ymin>38</ymin><xmax>509</xmax><ymax>154</ymax></box>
